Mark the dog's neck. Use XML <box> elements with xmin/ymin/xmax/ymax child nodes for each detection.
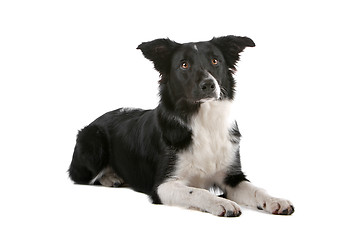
<box><xmin>191</xmin><ymin>100</ymin><xmax>234</xmax><ymax>132</ymax></box>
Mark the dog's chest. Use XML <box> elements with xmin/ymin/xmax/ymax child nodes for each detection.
<box><xmin>174</xmin><ymin>101</ymin><xmax>238</xmax><ymax>188</ymax></box>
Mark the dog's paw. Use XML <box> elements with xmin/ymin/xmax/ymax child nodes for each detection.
<box><xmin>99</xmin><ymin>172</ymin><xmax>124</xmax><ymax>187</ymax></box>
<box><xmin>260</xmin><ymin>197</ymin><xmax>294</xmax><ymax>215</ymax></box>
<box><xmin>206</xmin><ymin>198</ymin><xmax>242</xmax><ymax>217</ymax></box>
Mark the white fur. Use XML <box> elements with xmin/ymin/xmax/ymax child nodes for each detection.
<box><xmin>193</xmin><ymin>44</ymin><xmax>198</xmax><ymax>51</ymax></box>
<box><xmin>225</xmin><ymin>181</ymin><xmax>294</xmax><ymax>214</ymax></box>
<box><xmin>157</xmin><ymin>100</ymin><xmax>239</xmax><ymax>215</ymax></box>
<box><xmin>173</xmin><ymin>100</ymin><xmax>237</xmax><ymax>189</ymax></box>
<box><xmin>157</xmin><ymin>179</ymin><xmax>241</xmax><ymax>216</ymax></box>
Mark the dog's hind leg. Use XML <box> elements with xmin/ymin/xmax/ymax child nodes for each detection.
<box><xmin>90</xmin><ymin>167</ymin><xmax>125</xmax><ymax>187</ymax></box>
<box><xmin>68</xmin><ymin>125</ymin><xmax>109</xmax><ymax>185</ymax></box>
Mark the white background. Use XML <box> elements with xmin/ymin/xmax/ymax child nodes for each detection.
<box><xmin>1</xmin><ymin>0</ymin><xmax>359</xmax><ymax>239</ymax></box>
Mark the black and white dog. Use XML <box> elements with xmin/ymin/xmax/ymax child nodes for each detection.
<box><xmin>69</xmin><ymin>35</ymin><xmax>294</xmax><ymax>217</ymax></box>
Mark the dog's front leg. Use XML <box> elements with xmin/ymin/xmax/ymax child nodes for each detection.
<box><xmin>225</xmin><ymin>181</ymin><xmax>295</xmax><ymax>215</ymax></box>
<box><xmin>157</xmin><ymin>179</ymin><xmax>241</xmax><ymax>217</ymax></box>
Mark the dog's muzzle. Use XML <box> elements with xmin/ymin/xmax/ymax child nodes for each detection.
<box><xmin>198</xmin><ymin>73</ymin><xmax>221</xmax><ymax>101</ymax></box>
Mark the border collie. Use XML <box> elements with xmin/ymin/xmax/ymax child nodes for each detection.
<box><xmin>68</xmin><ymin>35</ymin><xmax>294</xmax><ymax>217</ymax></box>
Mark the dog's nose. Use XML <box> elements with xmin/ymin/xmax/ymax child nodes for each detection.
<box><xmin>199</xmin><ymin>79</ymin><xmax>215</xmax><ymax>94</ymax></box>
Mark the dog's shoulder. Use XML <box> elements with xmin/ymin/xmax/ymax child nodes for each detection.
<box><xmin>156</xmin><ymin>105</ymin><xmax>193</xmax><ymax>150</ymax></box>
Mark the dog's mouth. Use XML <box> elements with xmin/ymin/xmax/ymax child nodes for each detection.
<box><xmin>195</xmin><ymin>95</ymin><xmax>221</xmax><ymax>104</ymax></box>
<box><xmin>196</xmin><ymin>90</ymin><xmax>221</xmax><ymax>103</ymax></box>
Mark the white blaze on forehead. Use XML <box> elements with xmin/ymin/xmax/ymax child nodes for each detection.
<box><xmin>193</xmin><ymin>44</ymin><xmax>198</xmax><ymax>51</ymax></box>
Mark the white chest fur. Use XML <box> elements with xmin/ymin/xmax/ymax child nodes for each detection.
<box><xmin>174</xmin><ymin>100</ymin><xmax>238</xmax><ymax>189</ymax></box>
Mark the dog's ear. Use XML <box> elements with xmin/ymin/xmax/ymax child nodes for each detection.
<box><xmin>137</xmin><ymin>38</ymin><xmax>181</xmax><ymax>74</ymax></box>
<box><xmin>211</xmin><ymin>35</ymin><xmax>255</xmax><ymax>70</ymax></box>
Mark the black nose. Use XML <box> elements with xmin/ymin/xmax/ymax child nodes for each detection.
<box><xmin>199</xmin><ymin>79</ymin><xmax>215</xmax><ymax>94</ymax></box>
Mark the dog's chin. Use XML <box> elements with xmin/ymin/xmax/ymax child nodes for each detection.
<box><xmin>196</xmin><ymin>97</ymin><xmax>220</xmax><ymax>104</ymax></box>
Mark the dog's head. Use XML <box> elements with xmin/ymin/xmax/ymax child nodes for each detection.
<box><xmin>137</xmin><ymin>35</ymin><xmax>255</xmax><ymax>107</ymax></box>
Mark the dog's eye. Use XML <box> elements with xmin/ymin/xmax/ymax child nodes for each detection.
<box><xmin>181</xmin><ymin>61</ymin><xmax>189</xmax><ymax>69</ymax></box>
<box><xmin>212</xmin><ymin>58</ymin><xmax>218</xmax><ymax>65</ymax></box>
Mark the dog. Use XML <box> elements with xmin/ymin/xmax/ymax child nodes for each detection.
<box><xmin>68</xmin><ymin>35</ymin><xmax>294</xmax><ymax>217</ymax></box>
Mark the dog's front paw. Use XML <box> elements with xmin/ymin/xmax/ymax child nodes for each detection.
<box><xmin>260</xmin><ymin>197</ymin><xmax>294</xmax><ymax>215</ymax></box>
<box><xmin>206</xmin><ymin>198</ymin><xmax>242</xmax><ymax>217</ymax></box>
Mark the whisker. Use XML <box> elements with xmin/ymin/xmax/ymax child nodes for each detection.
<box><xmin>220</xmin><ymin>87</ymin><xmax>228</xmax><ymax>99</ymax></box>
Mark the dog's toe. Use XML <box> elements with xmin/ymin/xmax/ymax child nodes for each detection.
<box><xmin>282</xmin><ymin>205</ymin><xmax>295</xmax><ymax>215</ymax></box>
<box><xmin>224</xmin><ymin>210</ymin><xmax>242</xmax><ymax>217</ymax></box>
<box><xmin>272</xmin><ymin>201</ymin><xmax>294</xmax><ymax>215</ymax></box>
<box><xmin>277</xmin><ymin>204</ymin><xmax>295</xmax><ymax>215</ymax></box>
<box><xmin>99</xmin><ymin>173</ymin><xmax>125</xmax><ymax>187</ymax></box>
<box><xmin>263</xmin><ymin>197</ymin><xmax>294</xmax><ymax>215</ymax></box>
<box><xmin>112</xmin><ymin>181</ymin><xmax>123</xmax><ymax>188</ymax></box>
<box><xmin>210</xmin><ymin>199</ymin><xmax>242</xmax><ymax>217</ymax></box>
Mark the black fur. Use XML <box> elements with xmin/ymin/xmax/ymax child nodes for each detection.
<box><xmin>68</xmin><ymin>35</ymin><xmax>254</xmax><ymax>203</ymax></box>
